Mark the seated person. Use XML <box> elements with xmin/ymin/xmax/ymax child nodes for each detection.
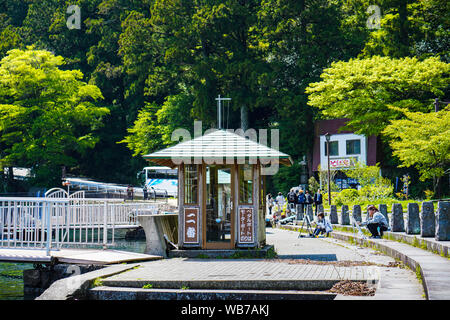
<box><xmin>359</xmin><ymin>205</ymin><xmax>389</xmax><ymax>239</ymax></box>
<box><xmin>312</xmin><ymin>212</ymin><xmax>333</xmax><ymax>237</ymax></box>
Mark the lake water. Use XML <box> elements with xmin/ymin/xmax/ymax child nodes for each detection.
<box><xmin>0</xmin><ymin>238</ymin><xmax>147</xmax><ymax>300</ymax></box>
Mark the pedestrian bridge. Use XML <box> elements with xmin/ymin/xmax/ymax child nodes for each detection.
<box><xmin>0</xmin><ymin>189</ymin><xmax>163</xmax><ymax>262</ymax></box>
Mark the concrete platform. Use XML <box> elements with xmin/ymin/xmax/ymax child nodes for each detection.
<box><xmin>36</xmin><ymin>228</ymin><xmax>425</xmax><ymax>300</ymax></box>
<box><xmin>100</xmin><ymin>258</ymin><xmax>376</xmax><ymax>291</ymax></box>
<box><xmin>168</xmin><ymin>245</ymin><xmax>274</xmax><ymax>258</ymax></box>
<box><xmin>89</xmin><ymin>286</ymin><xmax>337</xmax><ymax>300</ymax></box>
<box><xmin>0</xmin><ymin>248</ymin><xmax>162</xmax><ymax>265</ymax></box>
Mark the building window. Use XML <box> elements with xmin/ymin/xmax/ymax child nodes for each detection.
<box><xmin>184</xmin><ymin>164</ymin><xmax>198</xmax><ymax>204</ymax></box>
<box><xmin>239</xmin><ymin>164</ymin><xmax>253</xmax><ymax>204</ymax></box>
<box><xmin>324</xmin><ymin>141</ymin><xmax>339</xmax><ymax>156</ymax></box>
<box><xmin>346</xmin><ymin>139</ymin><xmax>361</xmax><ymax>155</ymax></box>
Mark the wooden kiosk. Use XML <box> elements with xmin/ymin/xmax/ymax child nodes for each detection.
<box><xmin>143</xmin><ymin>129</ymin><xmax>292</xmax><ymax>250</ymax></box>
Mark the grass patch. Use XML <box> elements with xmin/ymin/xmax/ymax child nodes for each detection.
<box><xmin>142</xmin><ymin>283</ymin><xmax>153</xmax><ymax>289</ymax></box>
<box><xmin>415</xmin><ymin>265</ymin><xmax>423</xmax><ymax>284</ymax></box>
<box><xmin>91</xmin><ymin>278</ymin><xmax>103</xmax><ymax>288</ymax></box>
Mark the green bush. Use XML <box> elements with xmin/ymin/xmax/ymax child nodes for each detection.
<box><xmin>334</xmin><ymin>188</ymin><xmax>359</xmax><ymax>206</ymax></box>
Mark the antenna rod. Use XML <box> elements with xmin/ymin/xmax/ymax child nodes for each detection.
<box><xmin>215</xmin><ymin>95</ymin><xmax>231</xmax><ymax>129</ymax></box>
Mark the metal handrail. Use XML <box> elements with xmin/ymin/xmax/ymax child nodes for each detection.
<box><xmin>0</xmin><ymin>197</ymin><xmax>157</xmax><ymax>254</ymax></box>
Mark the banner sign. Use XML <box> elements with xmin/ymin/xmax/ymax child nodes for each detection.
<box><xmin>239</xmin><ymin>207</ymin><xmax>254</xmax><ymax>243</ymax></box>
<box><xmin>184</xmin><ymin>207</ymin><xmax>199</xmax><ymax>244</ymax></box>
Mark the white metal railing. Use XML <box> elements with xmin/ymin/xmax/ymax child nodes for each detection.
<box><xmin>0</xmin><ymin>197</ymin><xmax>158</xmax><ymax>254</ymax></box>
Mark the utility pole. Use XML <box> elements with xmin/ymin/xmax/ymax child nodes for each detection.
<box><xmin>325</xmin><ymin>133</ymin><xmax>331</xmax><ymax>206</ymax></box>
<box><xmin>215</xmin><ymin>95</ymin><xmax>231</xmax><ymax>129</ymax></box>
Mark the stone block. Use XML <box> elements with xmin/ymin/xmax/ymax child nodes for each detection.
<box><xmin>379</xmin><ymin>204</ymin><xmax>389</xmax><ymax>225</ymax></box>
<box><xmin>352</xmin><ymin>205</ymin><xmax>362</xmax><ymax>223</ymax></box>
<box><xmin>340</xmin><ymin>205</ymin><xmax>350</xmax><ymax>225</ymax></box>
<box><xmin>329</xmin><ymin>205</ymin><xmax>338</xmax><ymax>224</ymax></box>
<box><xmin>406</xmin><ymin>203</ymin><xmax>420</xmax><ymax>234</ymax></box>
<box><xmin>420</xmin><ymin>201</ymin><xmax>435</xmax><ymax>237</ymax></box>
<box><xmin>391</xmin><ymin>203</ymin><xmax>404</xmax><ymax>232</ymax></box>
<box><xmin>435</xmin><ymin>201</ymin><xmax>450</xmax><ymax>241</ymax></box>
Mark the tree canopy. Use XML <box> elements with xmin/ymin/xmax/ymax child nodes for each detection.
<box><xmin>383</xmin><ymin>106</ymin><xmax>450</xmax><ymax>194</ymax></box>
<box><xmin>0</xmin><ymin>0</ymin><xmax>448</xmax><ymax>195</ymax></box>
<box><xmin>0</xmin><ymin>47</ymin><xmax>108</xmax><ymax>186</ymax></box>
<box><xmin>306</xmin><ymin>56</ymin><xmax>450</xmax><ymax>137</ymax></box>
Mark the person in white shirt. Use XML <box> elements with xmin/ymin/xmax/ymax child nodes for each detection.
<box><xmin>275</xmin><ymin>192</ymin><xmax>285</xmax><ymax>216</ymax></box>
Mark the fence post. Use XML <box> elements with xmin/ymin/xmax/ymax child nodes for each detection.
<box><xmin>352</xmin><ymin>205</ymin><xmax>362</xmax><ymax>223</ymax></box>
<box><xmin>103</xmin><ymin>201</ymin><xmax>108</xmax><ymax>249</ymax></box>
<box><xmin>420</xmin><ymin>201</ymin><xmax>435</xmax><ymax>237</ymax></box>
<box><xmin>45</xmin><ymin>200</ymin><xmax>52</xmax><ymax>256</ymax></box>
<box><xmin>340</xmin><ymin>205</ymin><xmax>350</xmax><ymax>225</ymax></box>
<box><xmin>111</xmin><ymin>202</ymin><xmax>115</xmax><ymax>244</ymax></box>
<box><xmin>391</xmin><ymin>203</ymin><xmax>405</xmax><ymax>232</ymax></box>
<box><xmin>435</xmin><ymin>201</ymin><xmax>450</xmax><ymax>241</ymax></box>
<box><xmin>329</xmin><ymin>205</ymin><xmax>338</xmax><ymax>224</ymax></box>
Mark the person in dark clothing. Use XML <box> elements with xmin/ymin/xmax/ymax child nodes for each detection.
<box><xmin>313</xmin><ymin>189</ymin><xmax>323</xmax><ymax>215</ymax></box>
<box><xmin>143</xmin><ymin>185</ymin><xmax>148</xmax><ymax>200</ymax></box>
<box><xmin>305</xmin><ymin>190</ymin><xmax>313</xmax><ymax>205</ymax></box>
<box><xmin>305</xmin><ymin>190</ymin><xmax>313</xmax><ymax>216</ymax></box>
<box><xmin>287</xmin><ymin>189</ymin><xmax>297</xmax><ymax>213</ymax></box>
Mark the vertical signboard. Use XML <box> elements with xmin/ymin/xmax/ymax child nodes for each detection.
<box><xmin>239</xmin><ymin>207</ymin><xmax>254</xmax><ymax>243</ymax></box>
<box><xmin>184</xmin><ymin>207</ymin><xmax>199</xmax><ymax>244</ymax></box>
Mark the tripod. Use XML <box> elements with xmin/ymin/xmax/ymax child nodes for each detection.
<box><xmin>298</xmin><ymin>215</ymin><xmax>314</xmax><ymax>238</ymax></box>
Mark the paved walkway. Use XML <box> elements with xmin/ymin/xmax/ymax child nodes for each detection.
<box><xmin>37</xmin><ymin>227</ymin><xmax>425</xmax><ymax>299</ymax></box>
<box><xmin>101</xmin><ymin>258</ymin><xmax>372</xmax><ymax>290</ymax></box>
<box><xmin>330</xmin><ymin>230</ymin><xmax>450</xmax><ymax>300</ymax></box>
<box><xmin>269</xmin><ymin>228</ymin><xmax>424</xmax><ymax>300</ymax></box>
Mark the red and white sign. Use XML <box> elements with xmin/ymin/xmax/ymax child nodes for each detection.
<box><xmin>329</xmin><ymin>158</ymin><xmax>353</xmax><ymax>169</ymax></box>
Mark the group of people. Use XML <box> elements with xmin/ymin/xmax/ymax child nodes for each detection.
<box><xmin>266</xmin><ymin>190</ymin><xmax>389</xmax><ymax>239</ymax></box>
<box><xmin>267</xmin><ymin>188</ymin><xmax>323</xmax><ymax>218</ymax></box>
<box><xmin>288</xmin><ymin>188</ymin><xmax>323</xmax><ymax>216</ymax></box>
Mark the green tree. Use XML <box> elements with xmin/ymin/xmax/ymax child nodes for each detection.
<box><xmin>0</xmin><ymin>48</ymin><xmax>109</xmax><ymax>187</ymax></box>
<box><xmin>306</xmin><ymin>56</ymin><xmax>450</xmax><ymax>137</ymax></box>
<box><xmin>383</xmin><ymin>106</ymin><xmax>450</xmax><ymax>195</ymax></box>
<box><xmin>120</xmin><ymin>92</ymin><xmax>195</xmax><ymax>156</ymax></box>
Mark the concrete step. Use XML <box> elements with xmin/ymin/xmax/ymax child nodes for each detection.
<box><xmin>88</xmin><ymin>286</ymin><xmax>337</xmax><ymax>300</ymax></box>
<box><xmin>100</xmin><ymin>278</ymin><xmax>351</xmax><ymax>291</ymax></box>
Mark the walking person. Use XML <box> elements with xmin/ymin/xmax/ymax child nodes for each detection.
<box><xmin>313</xmin><ymin>189</ymin><xmax>323</xmax><ymax>216</ymax></box>
<box><xmin>275</xmin><ymin>192</ymin><xmax>285</xmax><ymax>218</ymax></box>
<box><xmin>143</xmin><ymin>185</ymin><xmax>148</xmax><ymax>200</ymax></box>
<box><xmin>266</xmin><ymin>193</ymin><xmax>274</xmax><ymax>216</ymax></box>
<box><xmin>127</xmin><ymin>185</ymin><xmax>134</xmax><ymax>201</ymax></box>
<box><xmin>358</xmin><ymin>205</ymin><xmax>389</xmax><ymax>238</ymax></box>
<box><xmin>297</xmin><ymin>189</ymin><xmax>306</xmax><ymax>220</ymax></box>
